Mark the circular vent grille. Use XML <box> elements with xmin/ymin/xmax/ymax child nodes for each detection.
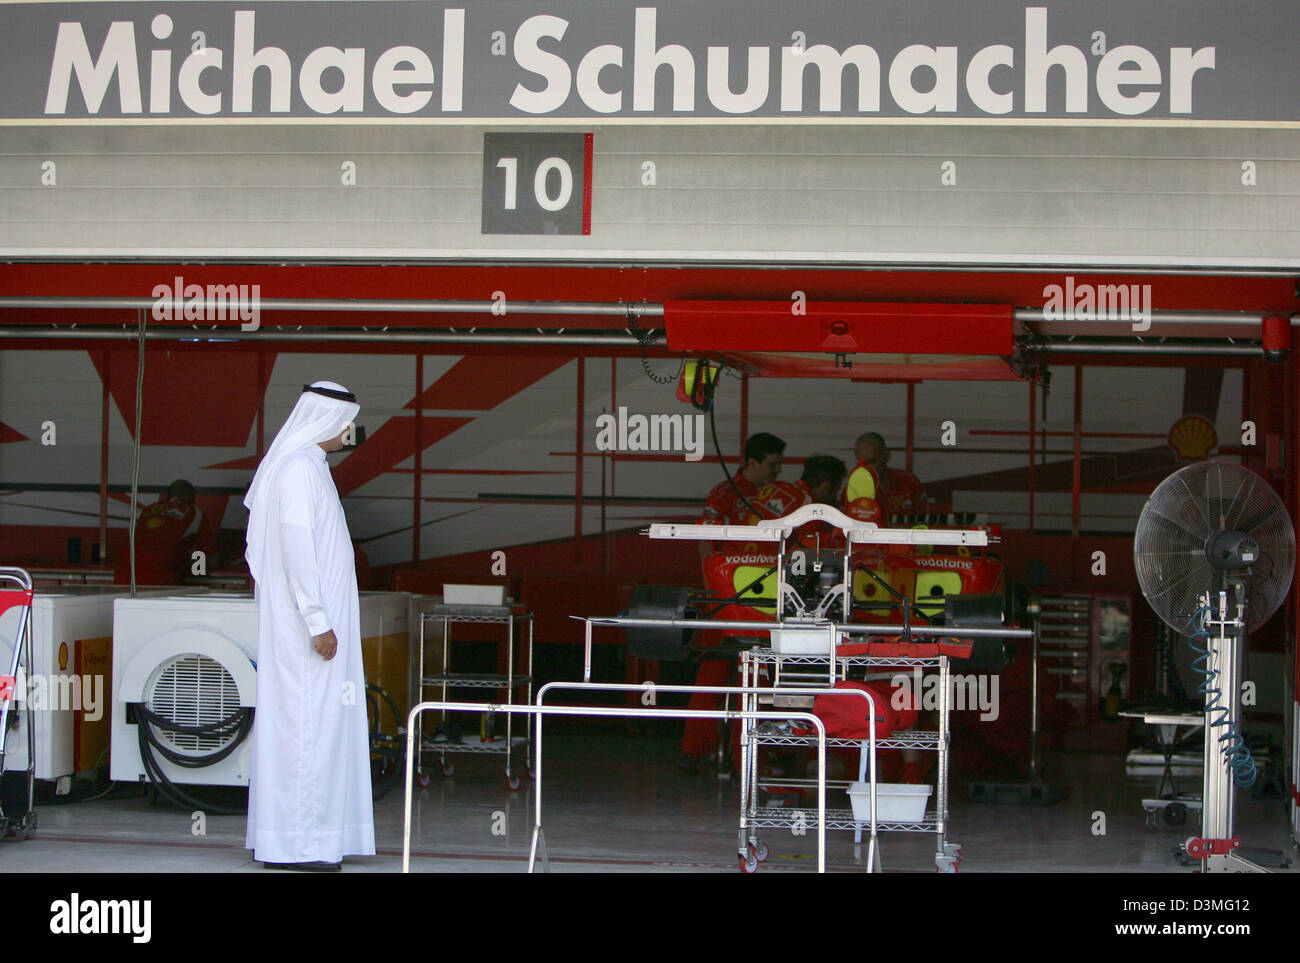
<box><xmin>146</xmin><ymin>654</ymin><xmax>242</xmax><ymax>755</ymax></box>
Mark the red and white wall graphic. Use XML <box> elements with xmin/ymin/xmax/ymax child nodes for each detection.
<box><xmin>0</xmin><ymin>344</ymin><xmax>1256</xmax><ymax>571</ymax></box>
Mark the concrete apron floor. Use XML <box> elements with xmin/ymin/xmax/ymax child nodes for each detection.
<box><xmin>5</xmin><ymin>734</ymin><xmax>1296</xmax><ymax>873</ymax></box>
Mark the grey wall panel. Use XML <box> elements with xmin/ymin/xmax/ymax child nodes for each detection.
<box><xmin>0</xmin><ymin>124</ymin><xmax>1295</xmax><ymax>266</ymax></box>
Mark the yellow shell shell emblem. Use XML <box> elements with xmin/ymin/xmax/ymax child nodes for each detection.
<box><xmin>1167</xmin><ymin>414</ymin><xmax>1217</xmax><ymax>460</ymax></box>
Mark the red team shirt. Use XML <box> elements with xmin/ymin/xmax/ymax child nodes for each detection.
<box><xmin>697</xmin><ymin>474</ymin><xmax>761</xmax><ymax>526</ymax></box>
<box><xmin>114</xmin><ymin>496</ymin><xmax>215</xmax><ymax>585</ymax></box>
<box><xmin>844</xmin><ymin>463</ymin><xmax>928</xmax><ymax>522</ymax></box>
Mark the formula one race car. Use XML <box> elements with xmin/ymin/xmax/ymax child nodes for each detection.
<box><xmin>623</xmin><ymin>504</ymin><xmax>1027</xmax><ymax>670</ymax></box>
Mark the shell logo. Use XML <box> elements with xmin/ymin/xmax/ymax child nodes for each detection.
<box><xmin>58</xmin><ymin>641</ymin><xmax>69</xmax><ymax>671</ymax></box>
<box><xmin>1168</xmin><ymin>414</ymin><xmax>1217</xmax><ymax>460</ymax></box>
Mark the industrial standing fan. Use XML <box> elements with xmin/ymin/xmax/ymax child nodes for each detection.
<box><xmin>1134</xmin><ymin>461</ymin><xmax>1295</xmax><ymax>872</ymax></box>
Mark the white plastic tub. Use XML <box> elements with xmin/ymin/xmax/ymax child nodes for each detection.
<box><xmin>769</xmin><ymin>626</ymin><xmax>836</xmax><ymax>653</ymax></box>
<box><xmin>847</xmin><ymin>782</ymin><xmax>933</xmax><ymax>823</ymax></box>
<box><xmin>442</xmin><ymin>583</ymin><xmax>505</xmax><ymax>606</ymax></box>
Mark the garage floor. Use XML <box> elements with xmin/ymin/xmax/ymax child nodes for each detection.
<box><xmin>5</xmin><ymin>736</ymin><xmax>1295</xmax><ymax>873</ymax></box>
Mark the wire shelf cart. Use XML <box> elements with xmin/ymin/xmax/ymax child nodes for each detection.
<box><xmin>414</xmin><ymin>603</ymin><xmax>533</xmax><ymax>790</ymax></box>
<box><xmin>740</xmin><ymin>645</ymin><xmax>959</xmax><ymax>872</ymax></box>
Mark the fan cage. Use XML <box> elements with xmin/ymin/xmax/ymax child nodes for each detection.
<box><xmin>145</xmin><ymin>653</ymin><xmax>243</xmax><ymax>755</ymax></box>
<box><xmin>1135</xmin><ymin>461</ymin><xmax>1295</xmax><ymax>635</ymax></box>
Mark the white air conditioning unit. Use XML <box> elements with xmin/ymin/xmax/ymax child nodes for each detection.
<box><xmin>111</xmin><ymin>591</ymin><xmax>411</xmax><ymax>788</ymax></box>
<box><xmin>111</xmin><ymin>593</ymin><xmax>259</xmax><ymax>787</ymax></box>
<box><xmin>0</xmin><ymin>586</ymin><xmax>174</xmax><ymax>792</ymax></box>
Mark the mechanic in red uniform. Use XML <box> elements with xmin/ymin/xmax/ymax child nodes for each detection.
<box><xmin>114</xmin><ymin>479</ymin><xmax>217</xmax><ymax>586</ymax></box>
<box><xmin>748</xmin><ymin>454</ymin><xmax>848</xmax><ymax>521</ymax></box>
<box><xmin>843</xmin><ymin>432</ymin><xmax>929</xmax><ymax>523</ymax></box>
<box><xmin>844</xmin><ymin>434</ymin><xmax>934</xmax><ymax>783</ymax></box>
<box><xmin>681</xmin><ymin>433</ymin><xmax>785</xmax><ymax>772</ymax></box>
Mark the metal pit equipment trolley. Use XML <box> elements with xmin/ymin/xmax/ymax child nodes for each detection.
<box><xmin>617</xmin><ymin>503</ymin><xmax>1031</xmax><ymax>872</ymax></box>
<box><xmin>414</xmin><ymin>602</ymin><xmax>534</xmax><ymax>790</ymax></box>
<box><xmin>0</xmin><ymin>567</ymin><xmax>37</xmax><ymax>839</ymax></box>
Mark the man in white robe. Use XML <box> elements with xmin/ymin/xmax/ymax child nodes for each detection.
<box><xmin>243</xmin><ymin>381</ymin><xmax>375</xmax><ymax>870</ymax></box>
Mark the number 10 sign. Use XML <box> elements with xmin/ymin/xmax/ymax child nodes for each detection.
<box><xmin>481</xmin><ymin>132</ymin><xmax>593</xmax><ymax>235</ymax></box>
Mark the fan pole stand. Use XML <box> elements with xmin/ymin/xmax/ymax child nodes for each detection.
<box><xmin>1188</xmin><ymin>591</ymin><xmax>1267</xmax><ymax>874</ymax></box>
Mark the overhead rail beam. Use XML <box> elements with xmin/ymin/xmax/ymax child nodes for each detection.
<box><xmin>0</xmin><ymin>297</ymin><xmax>1292</xmax><ymax>327</ymax></box>
<box><xmin>0</xmin><ymin>297</ymin><xmax>664</xmax><ymax>316</ymax></box>
<box><xmin>0</xmin><ymin>327</ymin><xmax>647</xmax><ymax>345</ymax></box>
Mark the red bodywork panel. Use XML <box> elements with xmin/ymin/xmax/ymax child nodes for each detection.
<box><xmin>700</xmin><ymin>524</ymin><xmax>1004</xmax><ymax>628</ymax></box>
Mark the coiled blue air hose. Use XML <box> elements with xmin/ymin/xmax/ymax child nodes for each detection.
<box><xmin>1186</xmin><ymin>607</ymin><xmax>1256</xmax><ymax>788</ymax></box>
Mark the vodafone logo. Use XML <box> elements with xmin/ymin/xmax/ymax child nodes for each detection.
<box><xmin>915</xmin><ymin>557</ymin><xmax>975</xmax><ymax>571</ymax></box>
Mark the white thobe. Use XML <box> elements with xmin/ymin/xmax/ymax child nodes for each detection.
<box><xmin>245</xmin><ymin>446</ymin><xmax>375</xmax><ymax>863</ymax></box>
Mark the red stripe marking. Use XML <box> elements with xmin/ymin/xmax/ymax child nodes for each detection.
<box><xmin>331</xmin><ymin>417</ymin><xmax>471</xmax><ymax>497</ymax></box>
<box><xmin>0</xmin><ymin>421</ymin><xmax>29</xmax><ymax>443</ymax></box>
<box><xmin>203</xmin><ymin>453</ymin><xmax>263</xmax><ymax>471</ymax></box>
<box><xmin>406</xmin><ymin>355</ymin><xmax>569</xmax><ymax>411</ymax></box>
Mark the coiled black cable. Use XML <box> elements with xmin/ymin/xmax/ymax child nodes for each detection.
<box><xmin>1187</xmin><ymin>608</ymin><xmax>1257</xmax><ymax>788</ymax></box>
<box><xmin>132</xmin><ymin>703</ymin><xmax>253</xmax><ymax>815</ymax></box>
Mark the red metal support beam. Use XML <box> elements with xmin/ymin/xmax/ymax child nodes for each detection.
<box><xmin>739</xmin><ymin>372</ymin><xmax>749</xmax><ymax>462</ymax></box>
<box><xmin>905</xmin><ymin>382</ymin><xmax>916</xmax><ymax>473</ymax></box>
<box><xmin>413</xmin><ymin>353</ymin><xmax>423</xmax><ymax>566</ymax></box>
<box><xmin>99</xmin><ymin>349</ymin><xmax>109</xmax><ymax>562</ymax></box>
<box><xmin>606</xmin><ymin>357</ymin><xmax>617</xmax><ymax>576</ymax></box>
<box><xmin>574</xmin><ymin>357</ymin><xmax>585</xmax><ymax>568</ymax></box>
<box><xmin>1072</xmin><ymin>365</ymin><xmax>1083</xmax><ymax>543</ymax></box>
<box><xmin>1028</xmin><ymin>378</ymin><xmax>1036</xmax><ymax>535</ymax></box>
<box><xmin>1291</xmin><ymin>356</ymin><xmax>1300</xmax><ymax>705</ymax></box>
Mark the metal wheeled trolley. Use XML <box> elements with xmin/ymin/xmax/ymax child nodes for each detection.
<box><xmin>741</xmin><ymin>644</ymin><xmax>958</xmax><ymax>872</ymax></box>
<box><xmin>1120</xmin><ymin>709</ymin><xmax>1205</xmax><ymax>830</ymax></box>
<box><xmin>0</xmin><ymin>567</ymin><xmax>37</xmax><ymax>839</ymax></box>
<box><xmin>413</xmin><ymin>603</ymin><xmax>533</xmax><ymax>790</ymax></box>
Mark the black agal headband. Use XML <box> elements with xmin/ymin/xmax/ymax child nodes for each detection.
<box><xmin>302</xmin><ymin>384</ymin><xmax>357</xmax><ymax>403</ymax></box>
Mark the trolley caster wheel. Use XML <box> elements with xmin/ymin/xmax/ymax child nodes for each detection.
<box><xmin>417</xmin><ymin>770</ymin><xmax>432</xmax><ymax>788</ymax></box>
<box><xmin>1163</xmin><ymin>802</ymin><xmax>1188</xmax><ymax>827</ymax></box>
<box><xmin>739</xmin><ymin>851</ymin><xmax>759</xmax><ymax>874</ymax></box>
<box><xmin>506</xmin><ymin>774</ymin><xmax>521</xmax><ymax>791</ymax></box>
<box><xmin>753</xmin><ymin>842</ymin><xmax>769</xmax><ymax>863</ymax></box>
<box><xmin>440</xmin><ymin>761</ymin><xmax>455</xmax><ymax>778</ymax></box>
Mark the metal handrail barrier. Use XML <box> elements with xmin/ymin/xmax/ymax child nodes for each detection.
<box><xmin>402</xmin><ymin>701</ymin><xmax>830</xmax><ymax>873</ymax></box>
<box><xmin>534</xmin><ymin>681</ymin><xmax>882</xmax><ymax>872</ymax></box>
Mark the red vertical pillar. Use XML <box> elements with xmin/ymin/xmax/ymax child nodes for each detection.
<box><xmin>739</xmin><ymin>371</ymin><xmax>749</xmax><ymax>466</ymax></box>
<box><xmin>1028</xmin><ymin>378</ymin><xmax>1037</xmax><ymax>535</ymax></box>
<box><xmin>1071</xmin><ymin>365</ymin><xmax>1083</xmax><ymax>548</ymax></box>
<box><xmin>99</xmin><ymin>349</ymin><xmax>110</xmax><ymax>563</ymax></box>
<box><xmin>413</xmin><ymin>354</ymin><xmax>423</xmax><ymax>566</ymax></box>
<box><xmin>574</xmin><ymin>357</ymin><xmax>585</xmax><ymax>568</ymax></box>
<box><xmin>256</xmin><ymin>348</ymin><xmax>266</xmax><ymax>457</ymax></box>
<box><xmin>1290</xmin><ymin>354</ymin><xmax>1299</xmax><ymax>762</ymax></box>
<box><xmin>606</xmin><ymin>357</ymin><xmax>617</xmax><ymax>576</ymax></box>
<box><xmin>905</xmin><ymin>382</ymin><xmax>916</xmax><ymax>473</ymax></box>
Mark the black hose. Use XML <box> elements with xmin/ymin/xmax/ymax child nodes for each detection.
<box><xmin>366</xmin><ymin>684</ymin><xmax>405</xmax><ymax>802</ymax></box>
<box><xmin>706</xmin><ymin>374</ymin><xmax>765</xmax><ymax>521</ymax></box>
<box><xmin>134</xmin><ymin>710</ymin><xmax>250</xmax><ymax>816</ymax></box>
